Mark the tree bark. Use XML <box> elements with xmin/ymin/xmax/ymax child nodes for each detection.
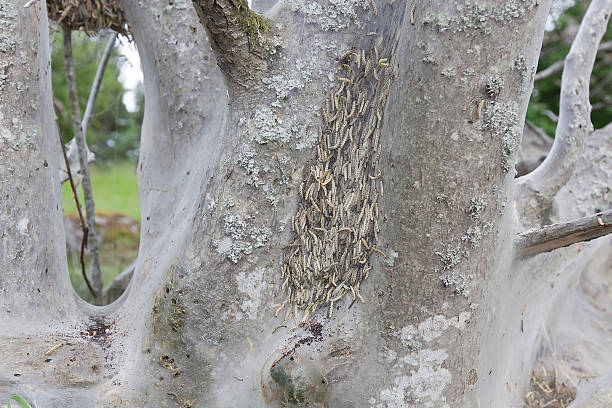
<box><xmin>3</xmin><ymin>0</ymin><xmax>612</xmax><ymax>407</ymax></box>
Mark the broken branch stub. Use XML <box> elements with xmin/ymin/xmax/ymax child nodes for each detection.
<box><xmin>514</xmin><ymin>209</ymin><xmax>612</xmax><ymax>258</ymax></box>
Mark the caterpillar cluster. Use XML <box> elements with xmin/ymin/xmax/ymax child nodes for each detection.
<box><xmin>279</xmin><ymin>42</ymin><xmax>393</xmax><ymax>321</ymax></box>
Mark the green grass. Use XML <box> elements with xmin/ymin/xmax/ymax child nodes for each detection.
<box><xmin>62</xmin><ymin>160</ymin><xmax>140</xmax><ymax>221</ymax></box>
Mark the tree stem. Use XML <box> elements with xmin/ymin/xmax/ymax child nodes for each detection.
<box><xmin>63</xmin><ymin>28</ymin><xmax>104</xmax><ymax>305</ymax></box>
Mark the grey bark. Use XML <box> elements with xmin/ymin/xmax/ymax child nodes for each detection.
<box><xmin>63</xmin><ymin>28</ymin><xmax>103</xmax><ymax>305</ymax></box>
<box><xmin>1</xmin><ymin>0</ymin><xmax>611</xmax><ymax>407</ymax></box>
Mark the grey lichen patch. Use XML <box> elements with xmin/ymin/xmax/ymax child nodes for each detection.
<box><xmin>441</xmin><ymin>67</ymin><xmax>457</xmax><ymax>78</ymax></box>
<box><xmin>219</xmin><ymin>213</ymin><xmax>272</xmax><ymax>263</ymax></box>
<box><xmin>513</xmin><ymin>54</ymin><xmax>529</xmax><ymax>84</ymax></box>
<box><xmin>424</xmin><ymin>1</ymin><xmax>539</xmax><ymax>35</ymax></box>
<box><xmin>423</xmin><ymin>12</ymin><xmax>453</xmax><ymax>32</ymax></box>
<box><xmin>482</xmin><ymin>101</ymin><xmax>521</xmax><ymax>172</ymax></box>
<box><xmin>261</xmin><ymin>57</ymin><xmax>316</xmax><ymax>102</ymax></box>
<box><xmin>435</xmin><ymin>246</ymin><xmax>466</xmax><ymax>271</ymax></box>
<box><xmin>280</xmin><ymin>45</ymin><xmax>393</xmax><ymax>320</ymax></box>
<box><xmin>421</xmin><ymin>48</ymin><xmax>435</xmax><ymax>64</ymax></box>
<box><xmin>415</xmin><ymin>41</ymin><xmax>436</xmax><ymax>64</ymax></box>
<box><xmin>384</xmin><ymin>250</ymin><xmax>398</xmax><ymax>267</ymax></box>
<box><xmin>262</xmin><ymin>74</ymin><xmax>305</xmax><ymax>103</ymax></box>
<box><xmin>501</xmin><ymin>129</ymin><xmax>521</xmax><ymax>173</ymax></box>
<box><xmin>485</xmin><ymin>75</ymin><xmax>504</xmax><ymax>98</ymax></box>
<box><xmin>461</xmin><ymin>223</ymin><xmax>492</xmax><ymax>247</ymax></box>
<box><xmin>237</xmin><ymin>150</ymin><xmax>264</xmax><ymax>187</ymax></box>
<box><xmin>435</xmin><ymin>245</ymin><xmax>471</xmax><ymax>295</ymax></box>
<box><xmin>1</xmin><ymin>114</ymin><xmax>38</xmax><ymax>151</ymax></box>
<box><xmin>463</xmin><ymin>67</ymin><xmax>475</xmax><ymax>77</ymax></box>
<box><xmin>440</xmin><ymin>271</ymin><xmax>473</xmax><ymax>296</ymax></box>
<box><xmin>0</xmin><ymin>3</ymin><xmax>18</xmax><ymax>55</ymax></box>
<box><xmin>266</xmin><ymin>191</ymin><xmax>280</xmax><ymax>209</ymax></box>
<box><xmin>467</xmin><ymin>195</ymin><xmax>487</xmax><ymax>220</ymax></box>
<box><xmin>253</xmin><ymin>107</ymin><xmax>292</xmax><ymax>144</ymax></box>
<box><xmin>288</xmin><ymin>0</ymin><xmax>369</xmax><ymax>32</ymax></box>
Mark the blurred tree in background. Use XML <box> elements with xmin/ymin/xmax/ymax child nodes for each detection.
<box><xmin>528</xmin><ymin>2</ymin><xmax>612</xmax><ymax>137</ymax></box>
<box><xmin>51</xmin><ymin>30</ymin><xmax>143</xmax><ymax>162</ymax></box>
<box><xmin>51</xmin><ymin>30</ymin><xmax>143</xmax><ymax>303</ymax></box>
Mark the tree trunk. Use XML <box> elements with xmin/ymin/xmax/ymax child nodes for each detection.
<box><xmin>1</xmin><ymin>0</ymin><xmax>611</xmax><ymax>407</ymax></box>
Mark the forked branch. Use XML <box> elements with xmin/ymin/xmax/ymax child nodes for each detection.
<box><xmin>514</xmin><ymin>209</ymin><xmax>612</xmax><ymax>258</ymax></box>
<box><xmin>516</xmin><ymin>1</ymin><xmax>612</xmax><ymax>220</ymax></box>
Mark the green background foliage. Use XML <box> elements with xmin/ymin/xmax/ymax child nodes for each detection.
<box><xmin>528</xmin><ymin>3</ymin><xmax>612</xmax><ymax>136</ymax></box>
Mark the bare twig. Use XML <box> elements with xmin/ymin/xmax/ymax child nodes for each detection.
<box><xmin>589</xmin><ymin>68</ymin><xmax>612</xmax><ymax>99</ymax></box>
<box><xmin>534</xmin><ymin>41</ymin><xmax>612</xmax><ymax>81</ymax></box>
<box><xmin>534</xmin><ymin>59</ymin><xmax>564</xmax><ymax>82</ymax></box>
<box><xmin>542</xmin><ymin>109</ymin><xmax>558</xmax><ymax>123</ymax></box>
<box><xmin>514</xmin><ymin>209</ymin><xmax>612</xmax><ymax>258</ymax></box>
<box><xmin>591</xmin><ymin>99</ymin><xmax>612</xmax><ymax>111</ymax></box>
<box><xmin>516</xmin><ymin>1</ymin><xmax>612</xmax><ymax>222</ymax></box>
<box><xmin>82</xmin><ymin>32</ymin><xmax>117</xmax><ymax>135</ymax></box>
<box><xmin>57</xmin><ymin>120</ymin><xmax>95</xmax><ymax>299</ymax></box>
<box><xmin>63</xmin><ymin>28</ymin><xmax>104</xmax><ymax>305</ymax></box>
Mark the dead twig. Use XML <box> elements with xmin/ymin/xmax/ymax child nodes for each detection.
<box><xmin>514</xmin><ymin>209</ymin><xmax>612</xmax><ymax>258</ymax></box>
<box><xmin>57</xmin><ymin>120</ymin><xmax>95</xmax><ymax>299</ymax></box>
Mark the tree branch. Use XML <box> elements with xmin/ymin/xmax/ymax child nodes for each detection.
<box><xmin>57</xmin><ymin>121</ymin><xmax>96</xmax><ymax>300</ymax></box>
<box><xmin>516</xmin><ymin>121</ymin><xmax>553</xmax><ymax>177</ymax></box>
<box><xmin>516</xmin><ymin>1</ymin><xmax>612</xmax><ymax>224</ymax></box>
<box><xmin>534</xmin><ymin>59</ymin><xmax>564</xmax><ymax>81</ymax></box>
<box><xmin>82</xmin><ymin>32</ymin><xmax>117</xmax><ymax>135</ymax></box>
<box><xmin>534</xmin><ymin>41</ymin><xmax>612</xmax><ymax>81</ymax></box>
<box><xmin>591</xmin><ymin>98</ymin><xmax>612</xmax><ymax>111</ymax></box>
<box><xmin>103</xmin><ymin>261</ymin><xmax>135</xmax><ymax>304</ymax></box>
<box><xmin>63</xmin><ymin>28</ymin><xmax>104</xmax><ymax>305</ymax></box>
<box><xmin>191</xmin><ymin>0</ymin><xmax>270</xmax><ymax>85</ymax></box>
<box><xmin>514</xmin><ymin>209</ymin><xmax>612</xmax><ymax>258</ymax></box>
